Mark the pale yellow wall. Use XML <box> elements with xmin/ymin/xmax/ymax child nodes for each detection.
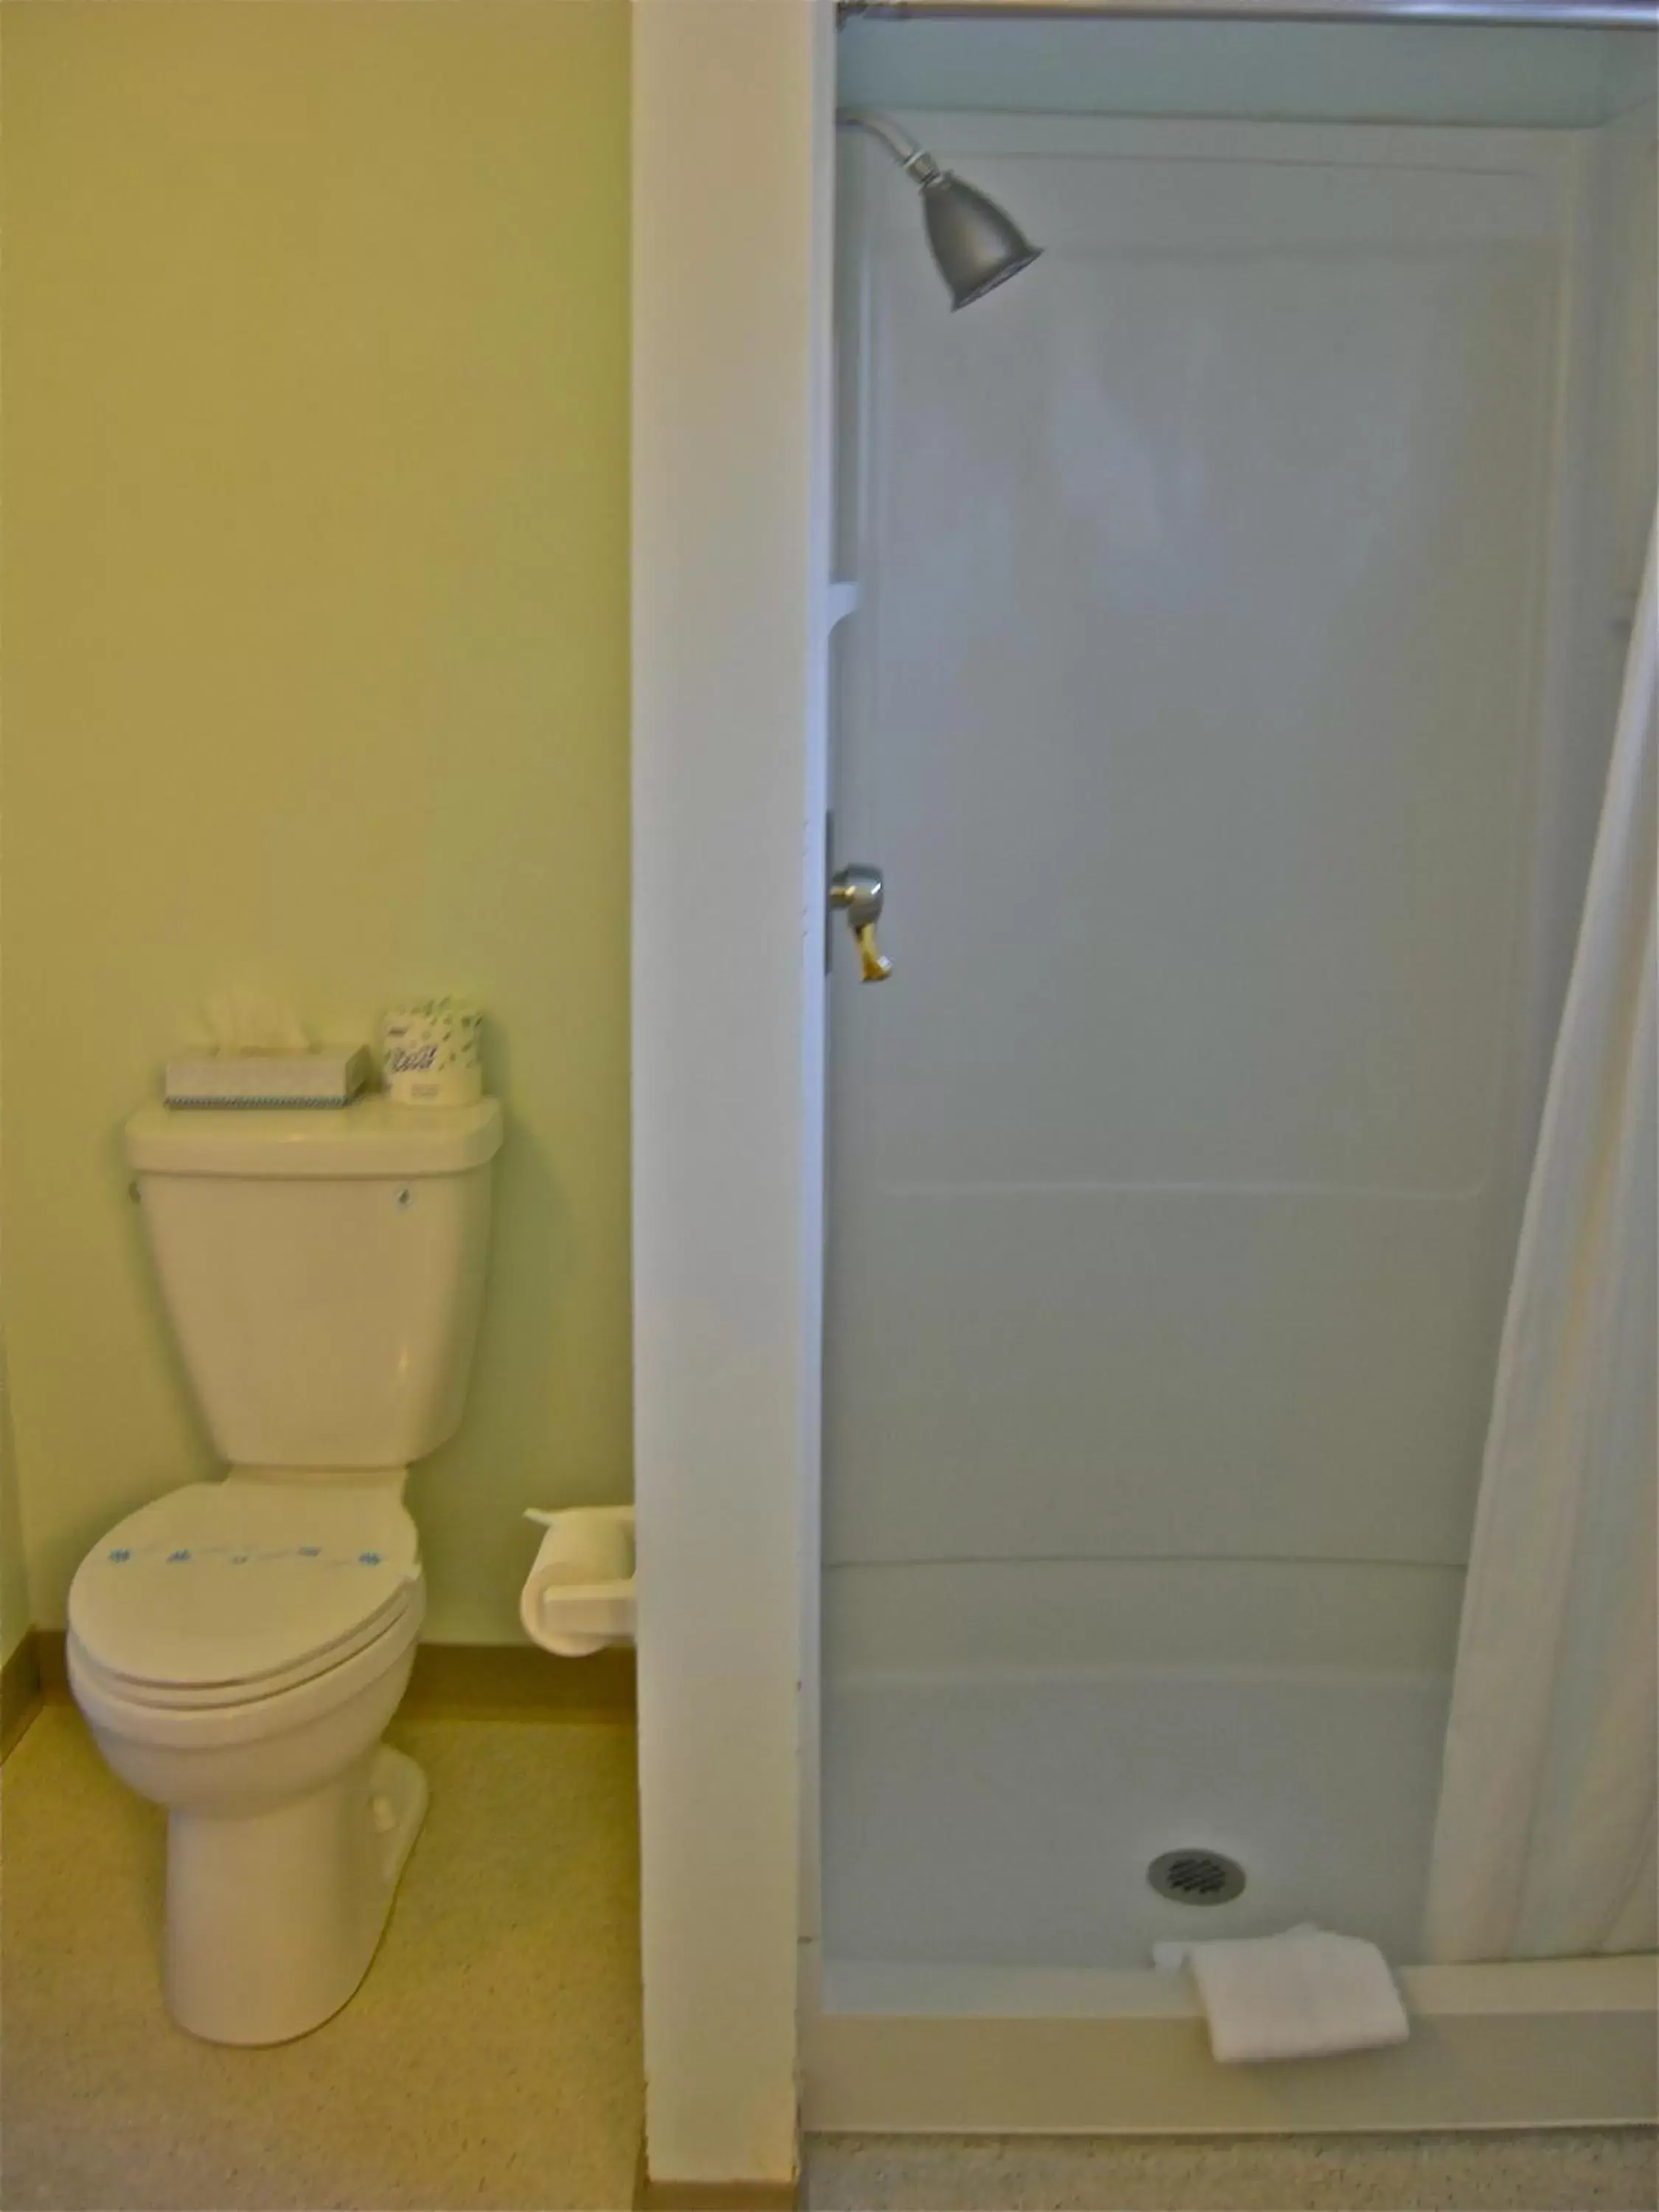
<box><xmin>1</xmin><ymin>0</ymin><xmax>631</xmax><ymax>1641</ymax></box>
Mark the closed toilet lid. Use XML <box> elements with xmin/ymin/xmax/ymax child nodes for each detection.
<box><xmin>69</xmin><ymin>1482</ymin><xmax>420</xmax><ymax>1694</ymax></box>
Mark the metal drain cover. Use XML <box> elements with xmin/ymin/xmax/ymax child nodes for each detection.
<box><xmin>1147</xmin><ymin>1848</ymin><xmax>1246</xmax><ymax>1905</ymax></box>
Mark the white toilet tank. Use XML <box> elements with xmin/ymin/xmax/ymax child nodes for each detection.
<box><xmin>125</xmin><ymin>1096</ymin><xmax>504</xmax><ymax>1471</ymax></box>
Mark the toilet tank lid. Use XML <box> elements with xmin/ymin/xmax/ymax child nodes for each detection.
<box><xmin>125</xmin><ymin>1096</ymin><xmax>503</xmax><ymax>1177</ymax></box>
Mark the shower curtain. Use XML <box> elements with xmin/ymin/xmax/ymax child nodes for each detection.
<box><xmin>1425</xmin><ymin>514</ymin><xmax>1658</xmax><ymax>1964</ymax></box>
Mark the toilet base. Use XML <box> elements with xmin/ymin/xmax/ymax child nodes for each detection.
<box><xmin>165</xmin><ymin>1744</ymin><xmax>428</xmax><ymax>2045</ymax></box>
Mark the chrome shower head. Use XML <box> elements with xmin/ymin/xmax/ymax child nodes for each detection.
<box><xmin>840</xmin><ymin>111</ymin><xmax>1043</xmax><ymax>310</ymax></box>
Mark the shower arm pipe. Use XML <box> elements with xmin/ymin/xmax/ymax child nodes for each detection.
<box><xmin>839</xmin><ymin>0</ymin><xmax>1658</xmax><ymax>27</ymax></box>
<box><xmin>838</xmin><ymin>110</ymin><xmax>948</xmax><ymax>185</ymax></box>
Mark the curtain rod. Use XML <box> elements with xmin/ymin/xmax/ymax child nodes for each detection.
<box><xmin>840</xmin><ymin>0</ymin><xmax>1658</xmax><ymax>27</ymax></box>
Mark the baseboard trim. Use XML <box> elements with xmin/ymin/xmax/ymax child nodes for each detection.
<box><xmin>12</xmin><ymin>1630</ymin><xmax>633</xmax><ymax>1728</ymax></box>
<box><xmin>636</xmin><ymin>2182</ymin><xmax>799</xmax><ymax>2212</ymax></box>
<box><xmin>35</xmin><ymin>1627</ymin><xmax>67</xmax><ymax>1691</ymax></box>
<box><xmin>406</xmin><ymin>1641</ymin><xmax>636</xmax><ymax>1721</ymax></box>
<box><xmin>1</xmin><ymin>1627</ymin><xmax>45</xmax><ymax>1760</ymax></box>
<box><xmin>634</xmin><ymin>2137</ymin><xmax>799</xmax><ymax>2210</ymax></box>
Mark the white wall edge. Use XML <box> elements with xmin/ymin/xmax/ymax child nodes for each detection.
<box><xmin>630</xmin><ymin>0</ymin><xmax>836</xmax><ymax>2187</ymax></box>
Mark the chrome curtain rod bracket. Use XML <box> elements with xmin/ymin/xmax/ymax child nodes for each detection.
<box><xmin>838</xmin><ymin>0</ymin><xmax>1658</xmax><ymax>29</ymax></box>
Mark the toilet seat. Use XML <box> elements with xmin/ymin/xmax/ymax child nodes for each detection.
<box><xmin>68</xmin><ymin>1576</ymin><xmax>424</xmax><ymax>1758</ymax></box>
<box><xmin>69</xmin><ymin>1481</ymin><xmax>421</xmax><ymax>1705</ymax></box>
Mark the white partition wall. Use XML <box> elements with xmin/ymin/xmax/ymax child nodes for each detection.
<box><xmin>630</xmin><ymin>0</ymin><xmax>835</xmax><ymax>2191</ymax></box>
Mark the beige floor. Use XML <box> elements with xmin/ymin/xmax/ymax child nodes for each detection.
<box><xmin>805</xmin><ymin>2131</ymin><xmax>1659</xmax><ymax>2211</ymax></box>
<box><xmin>1</xmin><ymin>1700</ymin><xmax>642</xmax><ymax>2211</ymax></box>
<box><xmin>7</xmin><ymin>1703</ymin><xmax>1656</xmax><ymax>2212</ymax></box>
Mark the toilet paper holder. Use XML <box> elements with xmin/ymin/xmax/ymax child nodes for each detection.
<box><xmin>520</xmin><ymin>1504</ymin><xmax>636</xmax><ymax>1658</ymax></box>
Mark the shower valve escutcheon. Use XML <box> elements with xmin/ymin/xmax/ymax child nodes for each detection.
<box><xmin>830</xmin><ymin>864</ymin><xmax>893</xmax><ymax>983</ymax></box>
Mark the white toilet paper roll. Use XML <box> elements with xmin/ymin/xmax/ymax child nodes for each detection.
<box><xmin>381</xmin><ymin>999</ymin><xmax>483</xmax><ymax>1107</ymax></box>
<box><xmin>520</xmin><ymin>1506</ymin><xmax>636</xmax><ymax>1658</ymax></box>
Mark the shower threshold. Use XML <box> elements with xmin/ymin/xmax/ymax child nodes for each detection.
<box><xmin>804</xmin><ymin>1951</ymin><xmax>1658</xmax><ymax>2134</ymax></box>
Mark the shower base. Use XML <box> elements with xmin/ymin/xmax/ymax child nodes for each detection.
<box><xmin>810</xmin><ymin>1665</ymin><xmax>1658</xmax><ymax>2133</ymax></box>
<box><xmin>821</xmin><ymin>1664</ymin><xmax>1450</xmax><ymax>1972</ymax></box>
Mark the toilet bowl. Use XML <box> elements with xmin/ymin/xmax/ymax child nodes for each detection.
<box><xmin>69</xmin><ymin>1476</ymin><xmax>429</xmax><ymax>2044</ymax></box>
<box><xmin>70</xmin><ymin>1096</ymin><xmax>501</xmax><ymax>2044</ymax></box>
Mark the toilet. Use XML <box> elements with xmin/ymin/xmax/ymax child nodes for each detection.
<box><xmin>67</xmin><ymin>1093</ymin><xmax>503</xmax><ymax>2046</ymax></box>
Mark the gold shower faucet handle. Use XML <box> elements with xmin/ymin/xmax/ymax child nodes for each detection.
<box><xmin>830</xmin><ymin>863</ymin><xmax>894</xmax><ymax>984</ymax></box>
<box><xmin>853</xmin><ymin>920</ymin><xmax>893</xmax><ymax>984</ymax></box>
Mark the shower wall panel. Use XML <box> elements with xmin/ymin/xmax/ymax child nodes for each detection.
<box><xmin>826</xmin><ymin>118</ymin><xmax>1618</xmax><ymax>1670</ymax></box>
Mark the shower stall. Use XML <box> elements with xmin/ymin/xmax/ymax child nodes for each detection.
<box><xmin>810</xmin><ymin>4</ymin><xmax>1657</xmax><ymax>2132</ymax></box>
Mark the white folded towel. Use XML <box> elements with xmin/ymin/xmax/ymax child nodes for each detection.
<box><xmin>1152</xmin><ymin>1923</ymin><xmax>1410</xmax><ymax>2064</ymax></box>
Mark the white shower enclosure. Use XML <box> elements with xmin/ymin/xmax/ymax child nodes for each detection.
<box><xmin>814</xmin><ymin>47</ymin><xmax>1655</xmax><ymax>2128</ymax></box>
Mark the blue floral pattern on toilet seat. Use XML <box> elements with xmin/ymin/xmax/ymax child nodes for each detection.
<box><xmin>104</xmin><ymin>1541</ymin><xmax>397</xmax><ymax>1571</ymax></box>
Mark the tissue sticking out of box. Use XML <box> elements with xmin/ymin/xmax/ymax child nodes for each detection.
<box><xmin>204</xmin><ymin>990</ymin><xmax>311</xmax><ymax>1057</ymax></box>
<box><xmin>165</xmin><ymin>996</ymin><xmax>370</xmax><ymax>1107</ymax></box>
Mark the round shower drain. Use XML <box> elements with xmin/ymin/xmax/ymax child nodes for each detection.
<box><xmin>1147</xmin><ymin>1848</ymin><xmax>1247</xmax><ymax>1905</ymax></box>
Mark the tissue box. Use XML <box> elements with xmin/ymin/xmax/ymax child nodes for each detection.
<box><xmin>164</xmin><ymin>1046</ymin><xmax>372</xmax><ymax>1109</ymax></box>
